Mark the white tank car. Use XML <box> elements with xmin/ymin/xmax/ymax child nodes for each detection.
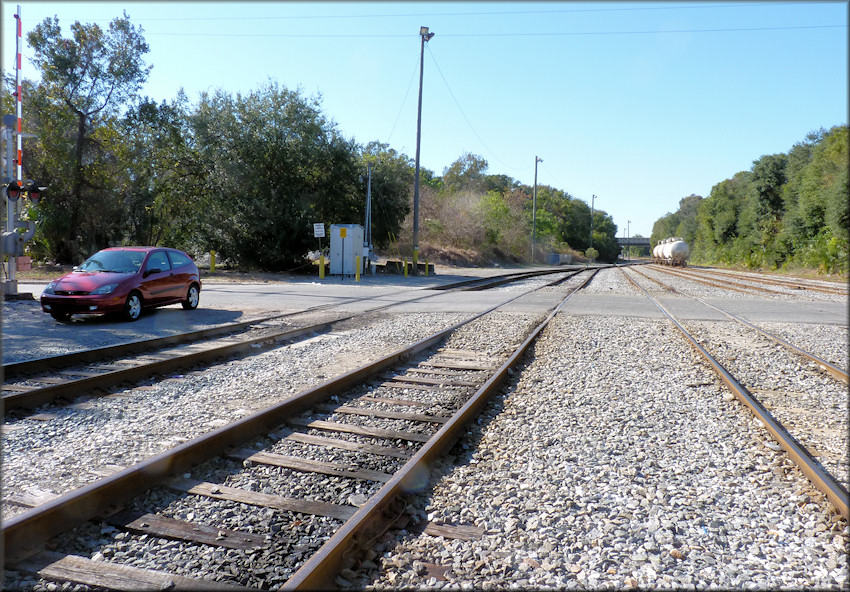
<box><xmin>654</xmin><ymin>237</ymin><xmax>690</xmax><ymax>266</ymax></box>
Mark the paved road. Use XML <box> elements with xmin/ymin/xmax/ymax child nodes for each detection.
<box><xmin>4</xmin><ymin>269</ymin><xmax>845</xmax><ymax>365</ymax></box>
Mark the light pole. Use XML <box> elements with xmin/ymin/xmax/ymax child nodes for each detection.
<box><xmin>412</xmin><ymin>26</ymin><xmax>434</xmax><ymax>275</ymax></box>
<box><xmin>627</xmin><ymin>220</ymin><xmax>631</xmax><ymax>261</ymax></box>
<box><xmin>531</xmin><ymin>155</ymin><xmax>542</xmax><ymax>262</ymax></box>
<box><xmin>590</xmin><ymin>194</ymin><xmax>597</xmax><ymax>248</ymax></box>
<box><xmin>364</xmin><ymin>162</ymin><xmax>373</xmax><ymax>274</ymax></box>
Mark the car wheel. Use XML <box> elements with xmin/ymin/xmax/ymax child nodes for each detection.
<box><xmin>182</xmin><ymin>284</ymin><xmax>200</xmax><ymax>310</ymax></box>
<box><xmin>50</xmin><ymin>311</ymin><xmax>72</xmax><ymax>322</ymax></box>
<box><xmin>123</xmin><ymin>292</ymin><xmax>143</xmax><ymax>321</ymax></box>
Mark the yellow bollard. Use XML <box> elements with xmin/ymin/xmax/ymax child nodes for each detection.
<box><xmin>412</xmin><ymin>248</ymin><xmax>418</xmax><ymax>274</ymax></box>
<box><xmin>319</xmin><ymin>254</ymin><xmax>325</xmax><ymax>279</ymax></box>
<box><xmin>356</xmin><ymin>256</ymin><xmax>361</xmax><ymax>282</ymax></box>
<box><xmin>210</xmin><ymin>251</ymin><xmax>216</xmax><ymax>273</ymax></box>
<box><xmin>403</xmin><ymin>258</ymin><xmax>408</xmax><ymax>277</ymax></box>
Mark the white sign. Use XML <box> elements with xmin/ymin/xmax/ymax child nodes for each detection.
<box><xmin>313</xmin><ymin>223</ymin><xmax>325</xmax><ymax>238</ymax></box>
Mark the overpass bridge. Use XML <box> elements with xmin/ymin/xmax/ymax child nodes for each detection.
<box><xmin>616</xmin><ymin>237</ymin><xmax>651</xmax><ymax>248</ymax></box>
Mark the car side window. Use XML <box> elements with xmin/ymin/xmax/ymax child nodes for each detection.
<box><xmin>144</xmin><ymin>251</ymin><xmax>171</xmax><ymax>273</ymax></box>
<box><xmin>167</xmin><ymin>251</ymin><xmax>191</xmax><ymax>269</ymax></box>
<box><xmin>129</xmin><ymin>253</ymin><xmax>144</xmax><ymax>272</ymax></box>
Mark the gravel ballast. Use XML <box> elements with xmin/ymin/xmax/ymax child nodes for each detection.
<box><xmin>2</xmin><ymin>266</ymin><xmax>847</xmax><ymax>590</ymax></box>
<box><xmin>356</xmin><ymin>269</ymin><xmax>848</xmax><ymax>590</ymax></box>
<box><xmin>1</xmin><ymin>311</ymin><xmax>470</xmax><ymax>520</ymax></box>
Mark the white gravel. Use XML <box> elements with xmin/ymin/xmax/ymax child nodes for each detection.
<box><xmin>1</xmin><ymin>311</ymin><xmax>469</xmax><ymax>521</ymax></box>
<box><xmin>3</xmin><ymin>267</ymin><xmax>847</xmax><ymax>591</ymax></box>
<box><xmin>639</xmin><ymin>265</ymin><xmax>848</xmax><ymax>304</ymax></box>
<box><xmin>756</xmin><ymin>321</ymin><xmax>848</xmax><ymax>371</ymax></box>
<box><xmin>354</xmin><ymin>268</ymin><xmax>848</xmax><ymax>591</ymax></box>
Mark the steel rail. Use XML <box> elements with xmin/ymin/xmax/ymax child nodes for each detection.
<box><xmin>281</xmin><ymin>269</ymin><xmax>600</xmax><ymax>590</ymax></box>
<box><xmin>3</xmin><ymin>269</ymin><xmax>594</xmax><ymax>566</ymax></box>
<box><xmin>691</xmin><ymin>295</ymin><xmax>848</xmax><ymax>384</ymax></box>
<box><xmin>2</xmin><ymin>314</ymin><xmax>284</xmax><ymax>379</ymax></box>
<box><xmin>3</xmin><ymin>270</ymin><xmax>550</xmax><ymax>377</ymax></box>
<box><xmin>621</xmin><ymin>268</ymin><xmax>849</xmax><ymax>520</ymax></box>
<box><xmin>2</xmin><ymin>320</ymin><xmax>338</xmax><ymax>412</ymax></box>
<box><xmin>650</xmin><ymin>264</ymin><xmax>791</xmax><ymax>296</ymax></box>
<box><xmin>627</xmin><ymin>266</ymin><xmax>678</xmax><ymax>291</ymax></box>
<box><xmin>688</xmin><ymin>267</ymin><xmax>848</xmax><ymax>296</ymax></box>
<box><xmin>429</xmin><ymin>268</ymin><xmax>568</xmax><ymax>291</ymax></box>
<box><xmin>465</xmin><ymin>268</ymin><xmax>587</xmax><ymax>291</ymax></box>
<box><xmin>2</xmin><ymin>272</ymin><xmax>510</xmax><ymax>378</ymax></box>
<box><xmin>629</xmin><ymin>267</ymin><xmax>848</xmax><ymax>384</ymax></box>
<box><xmin>3</xmin><ymin>271</ymin><xmax>570</xmax><ymax>413</ymax></box>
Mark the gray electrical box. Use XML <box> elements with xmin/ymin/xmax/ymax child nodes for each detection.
<box><xmin>329</xmin><ymin>224</ymin><xmax>364</xmax><ymax>276</ymax></box>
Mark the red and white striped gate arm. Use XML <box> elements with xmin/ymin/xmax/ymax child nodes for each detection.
<box><xmin>15</xmin><ymin>4</ymin><xmax>23</xmax><ymax>184</ymax></box>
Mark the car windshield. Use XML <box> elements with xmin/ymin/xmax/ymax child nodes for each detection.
<box><xmin>77</xmin><ymin>250</ymin><xmax>144</xmax><ymax>273</ymax></box>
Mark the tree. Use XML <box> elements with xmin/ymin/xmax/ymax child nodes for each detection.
<box><xmin>556</xmin><ymin>197</ymin><xmax>591</xmax><ymax>252</ymax></box>
<box><xmin>119</xmin><ymin>93</ymin><xmax>200</xmax><ymax>248</ymax></box>
<box><xmin>651</xmin><ymin>213</ymin><xmax>679</xmax><ymax>246</ymax></box>
<box><xmin>442</xmin><ymin>152</ymin><xmax>488</xmax><ymax>194</ymax></box>
<box><xmin>26</xmin><ymin>12</ymin><xmax>151</xmax><ymax>262</ymax></box>
<box><xmin>590</xmin><ymin>210</ymin><xmax>619</xmax><ymax>263</ymax></box>
<box><xmin>650</xmin><ymin>194</ymin><xmax>702</xmax><ymax>247</ymax></box>
<box><xmin>734</xmin><ymin>153</ymin><xmax>788</xmax><ymax>266</ymax></box>
<box><xmin>694</xmin><ymin>172</ymin><xmax>750</xmax><ymax>263</ymax></box>
<box><xmin>359</xmin><ymin>142</ymin><xmax>413</xmax><ymax>249</ymax></box>
<box><xmin>186</xmin><ymin>82</ymin><xmax>363</xmax><ymax>269</ymax></box>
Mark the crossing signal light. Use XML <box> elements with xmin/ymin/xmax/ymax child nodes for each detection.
<box><xmin>5</xmin><ymin>181</ymin><xmax>22</xmax><ymax>201</ymax></box>
<box><xmin>3</xmin><ymin>181</ymin><xmax>47</xmax><ymax>203</ymax></box>
<box><xmin>28</xmin><ymin>184</ymin><xmax>47</xmax><ymax>203</ymax></box>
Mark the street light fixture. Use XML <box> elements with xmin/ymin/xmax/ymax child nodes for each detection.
<box><xmin>412</xmin><ymin>26</ymin><xmax>434</xmax><ymax>274</ymax></box>
<box><xmin>531</xmin><ymin>156</ymin><xmax>542</xmax><ymax>262</ymax></box>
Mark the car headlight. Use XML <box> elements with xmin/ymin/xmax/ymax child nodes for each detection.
<box><xmin>90</xmin><ymin>283</ymin><xmax>119</xmax><ymax>295</ymax></box>
<box><xmin>42</xmin><ymin>282</ymin><xmax>56</xmax><ymax>295</ymax></box>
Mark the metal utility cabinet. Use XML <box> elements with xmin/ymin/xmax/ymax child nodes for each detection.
<box><xmin>329</xmin><ymin>224</ymin><xmax>364</xmax><ymax>276</ymax></box>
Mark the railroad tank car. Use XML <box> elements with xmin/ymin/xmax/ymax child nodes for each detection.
<box><xmin>653</xmin><ymin>237</ymin><xmax>690</xmax><ymax>266</ymax></box>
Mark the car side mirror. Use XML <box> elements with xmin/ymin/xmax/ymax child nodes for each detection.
<box><xmin>144</xmin><ymin>267</ymin><xmax>162</xmax><ymax>277</ymax></box>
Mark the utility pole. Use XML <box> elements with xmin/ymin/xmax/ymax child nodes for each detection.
<box><xmin>364</xmin><ymin>162</ymin><xmax>373</xmax><ymax>274</ymax></box>
<box><xmin>590</xmin><ymin>194</ymin><xmax>597</xmax><ymax>248</ymax></box>
<box><xmin>531</xmin><ymin>156</ymin><xmax>542</xmax><ymax>262</ymax></box>
<box><xmin>412</xmin><ymin>26</ymin><xmax>434</xmax><ymax>276</ymax></box>
<box><xmin>627</xmin><ymin>220</ymin><xmax>631</xmax><ymax>261</ymax></box>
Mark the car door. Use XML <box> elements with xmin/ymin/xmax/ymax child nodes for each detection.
<box><xmin>139</xmin><ymin>250</ymin><xmax>175</xmax><ymax>305</ymax></box>
<box><xmin>166</xmin><ymin>250</ymin><xmax>194</xmax><ymax>301</ymax></box>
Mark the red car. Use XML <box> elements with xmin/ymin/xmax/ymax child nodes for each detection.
<box><xmin>40</xmin><ymin>247</ymin><xmax>202</xmax><ymax>322</ymax></box>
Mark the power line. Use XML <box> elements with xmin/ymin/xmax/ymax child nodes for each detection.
<box><xmin>143</xmin><ymin>24</ymin><xmax>844</xmax><ymax>38</ymax></box>
<box><xmin>61</xmin><ymin>2</ymin><xmax>826</xmax><ymax>22</ymax></box>
<box><xmin>385</xmin><ymin>53</ymin><xmax>420</xmax><ymax>145</ymax></box>
<box><xmin>438</xmin><ymin>24</ymin><xmax>847</xmax><ymax>37</ymax></box>
<box><xmin>425</xmin><ymin>45</ymin><xmax>525</xmax><ymax>173</ymax></box>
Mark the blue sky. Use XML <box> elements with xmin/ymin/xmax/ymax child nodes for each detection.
<box><xmin>2</xmin><ymin>1</ymin><xmax>847</xmax><ymax>238</ymax></box>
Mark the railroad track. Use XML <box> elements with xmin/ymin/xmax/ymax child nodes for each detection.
<box><xmin>3</xmin><ymin>269</ymin><xmax>597</xmax><ymax>590</ymax></box>
<box><xmin>649</xmin><ymin>264</ymin><xmax>848</xmax><ymax>298</ymax></box>
<box><xmin>629</xmin><ymin>267</ymin><xmax>847</xmax><ymax>383</ymax></box>
<box><xmin>622</xmin><ymin>267</ymin><xmax>849</xmax><ymax>520</ymax></box>
<box><xmin>3</xmin><ymin>269</ymin><xmax>581</xmax><ymax>414</ymax></box>
<box><xmin>684</xmin><ymin>266</ymin><xmax>849</xmax><ymax>296</ymax></box>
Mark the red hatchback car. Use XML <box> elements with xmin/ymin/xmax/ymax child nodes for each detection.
<box><xmin>40</xmin><ymin>247</ymin><xmax>202</xmax><ymax>322</ymax></box>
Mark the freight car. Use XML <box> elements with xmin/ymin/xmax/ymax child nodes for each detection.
<box><xmin>653</xmin><ymin>237</ymin><xmax>690</xmax><ymax>266</ymax></box>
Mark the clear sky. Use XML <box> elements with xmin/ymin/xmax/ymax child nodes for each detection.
<box><xmin>2</xmin><ymin>1</ymin><xmax>847</xmax><ymax>238</ymax></box>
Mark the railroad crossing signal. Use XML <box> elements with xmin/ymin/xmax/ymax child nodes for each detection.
<box><xmin>3</xmin><ymin>180</ymin><xmax>47</xmax><ymax>203</ymax></box>
<box><xmin>4</xmin><ymin>180</ymin><xmax>22</xmax><ymax>201</ymax></box>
